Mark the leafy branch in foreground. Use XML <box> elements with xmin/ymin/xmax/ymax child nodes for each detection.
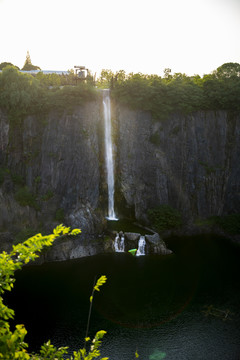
<box><xmin>84</xmin><ymin>276</ymin><xmax>107</xmax><ymax>349</ymax></box>
<box><xmin>0</xmin><ymin>225</ymin><xmax>141</xmax><ymax>359</ymax></box>
<box><xmin>0</xmin><ymin>225</ymin><xmax>108</xmax><ymax>359</ymax></box>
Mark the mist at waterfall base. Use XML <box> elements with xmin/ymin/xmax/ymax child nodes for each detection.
<box><xmin>7</xmin><ymin>236</ymin><xmax>240</xmax><ymax>359</ymax></box>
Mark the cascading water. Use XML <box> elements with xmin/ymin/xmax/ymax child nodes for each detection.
<box><xmin>136</xmin><ymin>236</ymin><xmax>146</xmax><ymax>256</ymax></box>
<box><xmin>103</xmin><ymin>89</ymin><xmax>117</xmax><ymax>220</ymax></box>
<box><xmin>114</xmin><ymin>233</ymin><xmax>125</xmax><ymax>252</ymax></box>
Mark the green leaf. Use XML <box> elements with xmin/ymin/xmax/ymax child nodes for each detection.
<box><xmin>94</xmin><ymin>276</ymin><xmax>107</xmax><ymax>292</ymax></box>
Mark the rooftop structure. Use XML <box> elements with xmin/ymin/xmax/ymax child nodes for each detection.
<box><xmin>74</xmin><ymin>66</ymin><xmax>88</xmax><ymax>79</ymax></box>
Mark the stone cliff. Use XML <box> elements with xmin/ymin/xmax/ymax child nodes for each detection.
<box><xmin>0</xmin><ymin>102</ymin><xmax>106</xmax><ymax>256</ymax></box>
<box><xmin>0</xmin><ymin>102</ymin><xmax>239</xmax><ymax>259</ymax></box>
<box><xmin>114</xmin><ymin>106</ymin><xmax>240</xmax><ymax>225</ymax></box>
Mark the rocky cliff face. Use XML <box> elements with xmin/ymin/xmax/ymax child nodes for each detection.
<box><xmin>0</xmin><ymin>102</ymin><xmax>239</xmax><ymax>260</ymax></box>
<box><xmin>0</xmin><ymin>102</ymin><xmax>106</xmax><ymax>257</ymax></box>
<box><xmin>115</xmin><ymin>107</ymin><xmax>240</xmax><ymax>224</ymax></box>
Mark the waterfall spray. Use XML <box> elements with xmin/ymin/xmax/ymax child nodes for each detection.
<box><xmin>103</xmin><ymin>89</ymin><xmax>117</xmax><ymax>220</ymax></box>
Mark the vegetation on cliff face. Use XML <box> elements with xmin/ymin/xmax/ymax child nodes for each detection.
<box><xmin>148</xmin><ymin>205</ymin><xmax>183</xmax><ymax>232</ymax></box>
<box><xmin>196</xmin><ymin>214</ymin><xmax>240</xmax><ymax>235</ymax></box>
<box><xmin>97</xmin><ymin>62</ymin><xmax>240</xmax><ymax>120</ymax></box>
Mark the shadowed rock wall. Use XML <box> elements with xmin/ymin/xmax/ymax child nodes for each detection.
<box><xmin>115</xmin><ymin>106</ymin><xmax>240</xmax><ymax>223</ymax></box>
<box><xmin>0</xmin><ymin>102</ymin><xmax>106</xmax><ymax>248</ymax></box>
<box><xmin>0</xmin><ymin>103</ymin><xmax>240</xmax><ymax>259</ymax></box>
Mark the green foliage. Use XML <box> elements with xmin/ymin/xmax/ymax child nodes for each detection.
<box><xmin>208</xmin><ymin>214</ymin><xmax>240</xmax><ymax>235</ymax></box>
<box><xmin>0</xmin><ymin>62</ymin><xmax>19</xmax><ymax>70</ymax></box>
<box><xmin>11</xmin><ymin>173</ymin><xmax>25</xmax><ymax>186</ymax></box>
<box><xmin>0</xmin><ymin>225</ymin><xmax>147</xmax><ymax>359</ymax></box>
<box><xmin>195</xmin><ymin>214</ymin><xmax>240</xmax><ymax>235</ymax></box>
<box><xmin>217</xmin><ymin>214</ymin><xmax>240</xmax><ymax>234</ymax></box>
<box><xmin>36</xmin><ymin>71</ymin><xmax>62</xmax><ymax>86</ymax></box>
<box><xmin>14</xmin><ymin>186</ymin><xmax>39</xmax><ymax>210</ymax></box>
<box><xmin>0</xmin><ymin>66</ymin><xmax>43</xmax><ymax>124</ymax></box>
<box><xmin>45</xmin><ymin>84</ymin><xmax>98</xmax><ymax>113</ymax></box>
<box><xmin>0</xmin><ymin>66</ymin><xmax>98</xmax><ymax>123</ymax></box>
<box><xmin>97</xmin><ymin>69</ymin><xmax>115</xmax><ymax>89</ymax></box>
<box><xmin>39</xmin><ymin>341</ymin><xmax>68</xmax><ymax>359</ymax></box>
<box><xmin>1</xmin><ymin>62</ymin><xmax>239</xmax><ymax>124</ymax></box>
<box><xmin>91</xmin><ymin>275</ymin><xmax>107</xmax><ymax>302</ymax></box>
<box><xmin>14</xmin><ymin>227</ymin><xmax>38</xmax><ymax>245</ymax></box>
<box><xmin>0</xmin><ymin>225</ymin><xmax>111</xmax><ymax>360</ymax></box>
<box><xmin>34</xmin><ymin>176</ymin><xmax>41</xmax><ymax>184</ymax></box>
<box><xmin>41</xmin><ymin>189</ymin><xmax>54</xmax><ymax>201</ymax></box>
<box><xmin>148</xmin><ymin>205</ymin><xmax>182</xmax><ymax>232</ymax></box>
<box><xmin>135</xmin><ymin>350</ymin><xmax>139</xmax><ymax>358</ymax></box>
<box><xmin>55</xmin><ymin>208</ymin><xmax>65</xmax><ymax>222</ymax></box>
<box><xmin>214</xmin><ymin>62</ymin><xmax>240</xmax><ymax>79</ymax></box>
<box><xmin>109</xmin><ymin>63</ymin><xmax>240</xmax><ymax>119</ymax></box>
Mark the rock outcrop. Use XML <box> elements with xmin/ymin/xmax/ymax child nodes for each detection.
<box><xmin>111</xmin><ymin>231</ymin><xmax>172</xmax><ymax>255</ymax></box>
<box><xmin>145</xmin><ymin>233</ymin><xmax>172</xmax><ymax>255</ymax></box>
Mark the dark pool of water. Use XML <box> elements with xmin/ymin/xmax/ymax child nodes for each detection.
<box><xmin>7</xmin><ymin>235</ymin><xmax>240</xmax><ymax>359</ymax></box>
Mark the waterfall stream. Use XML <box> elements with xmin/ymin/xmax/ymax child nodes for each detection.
<box><xmin>136</xmin><ymin>236</ymin><xmax>146</xmax><ymax>256</ymax></box>
<box><xmin>103</xmin><ymin>89</ymin><xmax>117</xmax><ymax>220</ymax></box>
<box><xmin>114</xmin><ymin>233</ymin><xmax>125</xmax><ymax>252</ymax></box>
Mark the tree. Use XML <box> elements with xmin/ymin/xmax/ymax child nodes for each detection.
<box><xmin>0</xmin><ymin>62</ymin><xmax>19</xmax><ymax>70</ymax></box>
<box><xmin>22</xmin><ymin>51</ymin><xmax>41</xmax><ymax>71</ymax></box>
<box><xmin>163</xmin><ymin>68</ymin><xmax>172</xmax><ymax>80</ymax></box>
<box><xmin>148</xmin><ymin>205</ymin><xmax>182</xmax><ymax>232</ymax></box>
<box><xmin>0</xmin><ymin>65</ymin><xmax>42</xmax><ymax>118</ymax></box>
<box><xmin>97</xmin><ymin>69</ymin><xmax>114</xmax><ymax>88</ymax></box>
<box><xmin>214</xmin><ymin>62</ymin><xmax>240</xmax><ymax>79</ymax></box>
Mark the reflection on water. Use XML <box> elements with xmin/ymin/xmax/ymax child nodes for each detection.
<box><xmin>7</xmin><ymin>235</ymin><xmax>240</xmax><ymax>359</ymax></box>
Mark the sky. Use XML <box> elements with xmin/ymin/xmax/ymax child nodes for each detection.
<box><xmin>0</xmin><ymin>0</ymin><xmax>240</xmax><ymax>77</ymax></box>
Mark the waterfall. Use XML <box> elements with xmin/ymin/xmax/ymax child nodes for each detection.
<box><xmin>114</xmin><ymin>233</ymin><xmax>125</xmax><ymax>252</ymax></box>
<box><xmin>136</xmin><ymin>236</ymin><xmax>146</xmax><ymax>256</ymax></box>
<box><xmin>103</xmin><ymin>89</ymin><xmax>117</xmax><ymax>220</ymax></box>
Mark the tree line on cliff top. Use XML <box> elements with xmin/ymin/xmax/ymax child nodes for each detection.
<box><xmin>109</xmin><ymin>62</ymin><xmax>240</xmax><ymax>119</ymax></box>
<box><xmin>0</xmin><ymin>66</ymin><xmax>97</xmax><ymax>122</ymax></box>
<box><xmin>0</xmin><ymin>62</ymin><xmax>240</xmax><ymax>121</ymax></box>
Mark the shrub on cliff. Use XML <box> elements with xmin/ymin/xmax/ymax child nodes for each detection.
<box><xmin>208</xmin><ymin>214</ymin><xmax>240</xmax><ymax>235</ymax></box>
<box><xmin>148</xmin><ymin>204</ymin><xmax>182</xmax><ymax>232</ymax></box>
<box><xmin>14</xmin><ymin>186</ymin><xmax>39</xmax><ymax>210</ymax></box>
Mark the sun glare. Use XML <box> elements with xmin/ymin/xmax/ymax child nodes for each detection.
<box><xmin>0</xmin><ymin>0</ymin><xmax>239</xmax><ymax>76</ymax></box>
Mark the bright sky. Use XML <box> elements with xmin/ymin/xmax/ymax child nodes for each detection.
<box><xmin>0</xmin><ymin>0</ymin><xmax>240</xmax><ymax>77</ymax></box>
